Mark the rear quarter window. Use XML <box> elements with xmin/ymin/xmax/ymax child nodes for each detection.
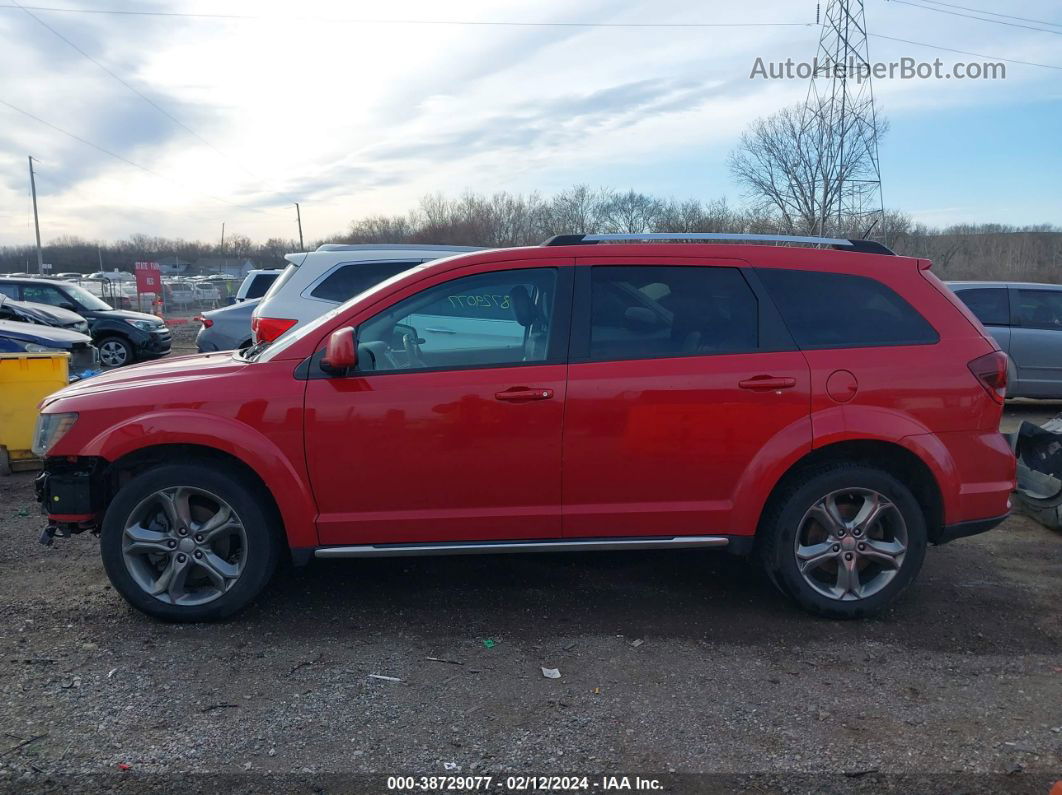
<box><xmin>759</xmin><ymin>269</ymin><xmax>938</xmax><ymax>349</ymax></box>
<box><xmin>246</xmin><ymin>272</ymin><xmax>279</xmax><ymax>299</ymax></box>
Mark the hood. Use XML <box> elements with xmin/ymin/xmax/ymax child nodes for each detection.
<box><xmin>0</xmin><ymin>318</ymin><xmax>92</xmax><ymax>347</ymax></box>
<box><xmin>88</xmin><ymin>308</ymin><xmax>166</xmax><ymax>325</ymax></box>
<box><xmin>2</xmin><ymin>298</ymin><xmax>84</xmax><ymax>326</ymax></box>
<box><xmin>43</xmin><ymin>350</ymin><xmax>245</xmax><ymax>404</ymax></box>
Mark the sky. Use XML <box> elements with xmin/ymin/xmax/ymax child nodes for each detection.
<box><xmin>0</xmin><ymin>0</ymin><xmax>1059</xmax><ymax>247</ymax></box>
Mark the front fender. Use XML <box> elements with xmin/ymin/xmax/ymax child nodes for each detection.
<box><xmin>75</xmin><ymin>410</ymin><xmax>318</xmax><ymax>549</ymax></box>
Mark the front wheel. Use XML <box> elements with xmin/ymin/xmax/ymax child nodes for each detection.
<box><xmin>100</xmin><ymin>464</ymin><xmax>281</xmax><ymax>622</ymax></box>
<box><xmin>758</xmin><ymin>464</ymin><xmax>927</xmax><ymax>619</ymax></box>
<box><xmin>97</xmin><ymin>335</ymin><xmax>134</xmax><ymax>367</ymax></box>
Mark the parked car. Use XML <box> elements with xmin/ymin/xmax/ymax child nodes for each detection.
<box><xmin>87</xmin><ymin>270</ymin><xmax>135</xmax><ymax>282</ymax></box>
<box><xmin>192</xmin><ymin>282</ymin><xmax>221</xmax><ymax>305</ymax></box>
<box><xmin>162</xmin><ymin>280</ymin><xmax>196</xmax><ymax>310</ymax></box>
<box><xmin>0</xmin><ymin>277</ymin><xmax>170</xmax><ymax>367</ymax></box>
<box><xmin>195</xmin><ymin>298</ymin><xmax>259</xmax><ymax>352</ymax></box>
<box><xmin>234</xmin><ymin>269</ymin><xmax>282</xmax><ymax>304</ymax></box>
<box><xmin>251</xmin><ymin>244</ymin><xmax>481</xmax><ymax>343</ymax></box>
<box><xmin>55</xmin><ymin>272</ymin><xmax>84</xmax><ymax>280</ymax></box>
<box><xmin>0</xmin><ymin>295</ymin><xmax>90</xmax><ymax>334</ymax></box>
<box><xmin>949</xmin><ymin>281</ymin><xmax>1062</xmax><ymax>399</ymax></box>
<box><xmin>0</xmin><ymin>318</ymin><xmax>96</xmax><ymax>371</ymax></box>
<box><xmin>33</xmin><ymin>233</ymin><xmax>1014</xmax><ymax>622</ymax></box>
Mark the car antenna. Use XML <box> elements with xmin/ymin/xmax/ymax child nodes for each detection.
<box><xmin>860</xmin><ymin>218</ymin><xmax>880</xmax><ymax>239</ymax></box>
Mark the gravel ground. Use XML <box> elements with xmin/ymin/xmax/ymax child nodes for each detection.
<box><xmin>1</xmin><ymin>341</ymin><xmax>1059</xmax><ymax>792</ymax></box>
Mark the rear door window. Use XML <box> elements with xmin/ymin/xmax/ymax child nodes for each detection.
<box><xmin>1015</xmin><ymin>289</ymin><xmax>1062</xmax><ymax>330</ymax></box>
<box><xmin>310</xmin><ymin>261</ymin><xmax>420</xmax><ymax>303</ymax></box>
<box><xmin>955</xmin><ymin>287</ymin><xmax>1009</xmax><ymax>326</ymax></box>
<box><xmin>22</xmin><ymin>284</ymin><xmax>70</xmax><ymax>307</ymax></box>
<box><xmin>759</xmin><ymin>269</ymin><xmax>938</xmax><ymax>348</ymax></box>
<box><xmin>588</xmin><ymin>265</ymin><xmax>758</xmax><ymax>361</ymax></box>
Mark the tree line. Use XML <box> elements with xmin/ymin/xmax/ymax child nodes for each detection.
<box><xmin>1</xmin><ymin>186</ymin><xmax>1058</xmax><ymax>282</ymax></box>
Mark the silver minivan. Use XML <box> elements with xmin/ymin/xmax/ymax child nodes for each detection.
<box><xmin>949</xmin><ymin>281</ymin><xmax>1062</xmax><ymax>399</ymax></box>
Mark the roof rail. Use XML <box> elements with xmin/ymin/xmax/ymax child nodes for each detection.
<box><xmin>542</xmin><ymin>233</ymin><xmax>894</xmax><ymax>255</ymax></box>
<box><xmin>314</xmin><ymin>243</ymin><xmax>483</xmax><ymax>253</ymax></box>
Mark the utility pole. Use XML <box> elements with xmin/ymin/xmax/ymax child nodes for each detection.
<box><xmin>220</xmin><ymin>222</ymin><xmax>225</xmax><ymax>252</ymax></box>
<box><xmin>804</xmin><ymin>0</ymin><xmax>886</xmax><ymax>242</ymax></box>
<box><xmin>295</xmin><ymin>203</ymin><xmax>304</xmax><ymax>250</ymax></box>
<box><xmin>28</xmin><ymin>156</ymin><xmax>43</xmax><ymax>275</ymax></box>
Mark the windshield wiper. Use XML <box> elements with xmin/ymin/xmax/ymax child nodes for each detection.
<box><xmin>241</xmin><ymin>340</ymin><xmax>272</xmax><ymax>360</ymax></box>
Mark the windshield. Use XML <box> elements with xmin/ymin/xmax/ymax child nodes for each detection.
<box><xmin>64</xmin><ymin>283</ymin><xmax>112</xmax><ymax>311</ymax></box>
<box><xmin>253</xmin><ymin>261</ymin><xmax>437</xmax><ymax>363</ymax></box>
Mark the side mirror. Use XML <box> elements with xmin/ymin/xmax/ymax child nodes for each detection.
<box><xmin>321</xmin><ymin>327</ymin><xmax>357</xmax><ymax>375</ymax></box>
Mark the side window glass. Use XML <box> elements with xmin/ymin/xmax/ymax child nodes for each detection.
<box><xmin>310</xmin><ymin>261</ymin><xmax>419</xmax><ymax>303</ymax></box>
<box><xmin>955</xmin><ymin>288</ymin><xmax>1009</xmax><ymax>326</ymax></box>
<box><xmin>589</xmin><ymin>266</ymin><xmax>758</xmax><ymax>361</ymax></box>
<box><xmin>759</xmin><ymin>269</ymin><xmax>938</xmax><ymax>348</ymax></box>
<box><xmin>0</xmin><ymin>283</ymin><xmax>18</xmax><ymax>300</ymax></box>
<box><xmin>246</xmin><ymin>273</ymin><xmax>278</xmax><ymax>299</ymax></box>
<box><xmin>1016</xmin><ymin>290</ymin><xmax>1062</xmax><ymax>330</ymax></box>
<box><xmin>22</xmin><ymin>285</ymin><xmax>66</xmax><ymax>307</ymax></box>
<box><xmin>356</xmin><ymin>269</ymin><xmax>558</xmax><ymax>373</ymax></box>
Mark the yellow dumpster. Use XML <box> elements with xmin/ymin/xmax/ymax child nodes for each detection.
<box><xmin>0</xmin><ymin>352</ymin><xmax>69</xmax><ymax>475</ymax></box>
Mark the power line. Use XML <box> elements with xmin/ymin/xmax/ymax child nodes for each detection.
<box><xmin>11</xmin><ymin>0</ymin><xmax>298</xmax><ymax>202</ymax></box>
<box><xmin>0</xmin><ymin>97</ymin><xmax>289</xmax><ymax>216</ymax></box>
<box><xmin>0</xmin><ymin>5</ymin><xmax>814</xmax><ymax>27</ymax></box>
<box><xmin>868</xmin><ymin>32</ymin><xmax>1062</xmax><ymax>71</ymax></box>
<box><xmin>914</xmin><ymin>0</ymin><xmax>1062</xmax><ymax>28</ymax></box>
<box><xmin>887</xmin><ymin>0</ymin><xmax>1062</xmax><ymax>35</ymax></box>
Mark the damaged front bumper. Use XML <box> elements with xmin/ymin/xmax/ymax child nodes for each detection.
<box><xmin>35</xmin><ymin>458</ymin><xmax>105</xmax><ymax>545</ymax></box>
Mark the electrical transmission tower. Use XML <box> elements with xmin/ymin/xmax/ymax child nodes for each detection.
<box><xmin>805</xmin><ymin>0</ymin><xmax>886</xmax><ymax>241</ymax></box>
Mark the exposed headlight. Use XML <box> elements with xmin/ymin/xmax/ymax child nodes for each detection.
<box><xmin>32</xmin><ymin>412</ymin><xmax>78</xmax><ymax>457</ymax></box>
<box><xmin>125</xmin><ymin>319</ymin><xmax>159</xmax><ymax>332</ymax></box>
<box><xmin>23</xmin><ymin>342</ymin><xmax>56</xmax><ymax>353</ymax></box>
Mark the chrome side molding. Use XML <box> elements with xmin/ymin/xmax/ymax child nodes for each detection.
<box><xmin>314</xmin><ymin>535</ymin><xmax>730</xmax><ymax>559</ymax></box>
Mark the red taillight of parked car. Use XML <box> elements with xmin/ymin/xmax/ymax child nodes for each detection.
<box><xmin>968</xmin><ymin>351</ymin><xmax>1008</xmax><ymax>404</ymax></box>
<box><xmin>251</xmin><ymin>315</ymin><xmax>297</xmax><ymax>343</ymax></box>
<box><xmin>195</xmin><ymin>315</ymin><xmax>213</xmax><ymax>329</ymax></box>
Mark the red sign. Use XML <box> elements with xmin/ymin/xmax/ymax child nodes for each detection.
<box><xmin>134</xmin><ymin>261</ymin><xmax>161</xmax><ymax>294</ymax></box>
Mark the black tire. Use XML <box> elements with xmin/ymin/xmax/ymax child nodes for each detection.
<box><xmin>100</xmin><ymin>463</ymin><xmax>281</xmax><ymax>622</ymax></box>
<box><xmin>97</xmin><ymin>335</ymin><xmax>134</xmax><ymax>367</ymax></box>
<box><xmin>758</xmin><ymin>463</ymin><xmax>927</xmax><ymax>619</ymax></box>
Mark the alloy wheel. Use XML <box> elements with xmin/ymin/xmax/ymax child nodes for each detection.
<box><xmin>99</xmin><ymin>340</ymin><xmax>129</xmax><ymax>367</ymax></box>
<box><xmin>121</xmin><ymin>486</ymin><xmax>247</xmax><ymax>606</ymax></box>
<box><xmin>794</xmin><ymin>488</ymin><xmax>908</xmax><ymax>602</ymax></box>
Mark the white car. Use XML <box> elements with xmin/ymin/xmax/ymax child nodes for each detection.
<box><xmin>251</xmin><ymin>244</ymin><xmax>481</xmax><ymax>343</ymax></box>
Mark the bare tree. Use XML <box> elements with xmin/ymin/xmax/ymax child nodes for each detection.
<box><xmin>728</xmin><ymin>100</ymin><xmax>888</xmax><ymax>236</ymax></box>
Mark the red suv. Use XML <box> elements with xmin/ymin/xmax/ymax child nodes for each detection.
<box><xmin>33</xmin><ymin>234</ymin><xmax>1015</xmax><ymax>622</ymax></box>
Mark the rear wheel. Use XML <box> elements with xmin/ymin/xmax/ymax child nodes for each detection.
<box><xmin>97</xmin><ymin>335</ymin><xmax>133</xmax><ymax>367</ymax></box>
<box><xmin>100</xmin><ymin>464</ymin><xmax>281</xmax><ymax>622</ymax></box>
<box><xmin>758</xmin><ymin>464</ymin><xmax>927</xmax><ymax>618</ymax></box>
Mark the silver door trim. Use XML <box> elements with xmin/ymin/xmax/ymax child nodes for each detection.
<box><xmin>314</xmin><ymin>535</ymin><xmax>730</xmax><ymax>558</ymax></box>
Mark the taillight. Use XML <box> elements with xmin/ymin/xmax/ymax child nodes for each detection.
<box><xmin>968</xmin><ymin>351</ymin><xmax>1008</xmax><ymax>404</ymax></box>
<box><xmin>252</xmin><ymin>315</ymin><xmax>297</xmax><ymax>343</ymax></box>
<box><xmin>195</xmin><ymin>314</ymin><xmax>213</xmax><ymax>328</ymax></box>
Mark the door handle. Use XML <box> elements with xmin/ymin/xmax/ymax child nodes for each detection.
<box><xmin>495</xmin><ymin>387</ymin><xmax>554</xmax><ymax>402</ymax></box>
<box><xmin>738</xmin><ymin>375</ymin><xmax>796</xmax><ymax>391</ymax></box>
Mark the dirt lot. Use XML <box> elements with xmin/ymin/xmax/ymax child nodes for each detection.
<box><xmin>0</xmin><ymin>370</ymin><xmax>1059</xmax><ymax>790</ymax></box>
